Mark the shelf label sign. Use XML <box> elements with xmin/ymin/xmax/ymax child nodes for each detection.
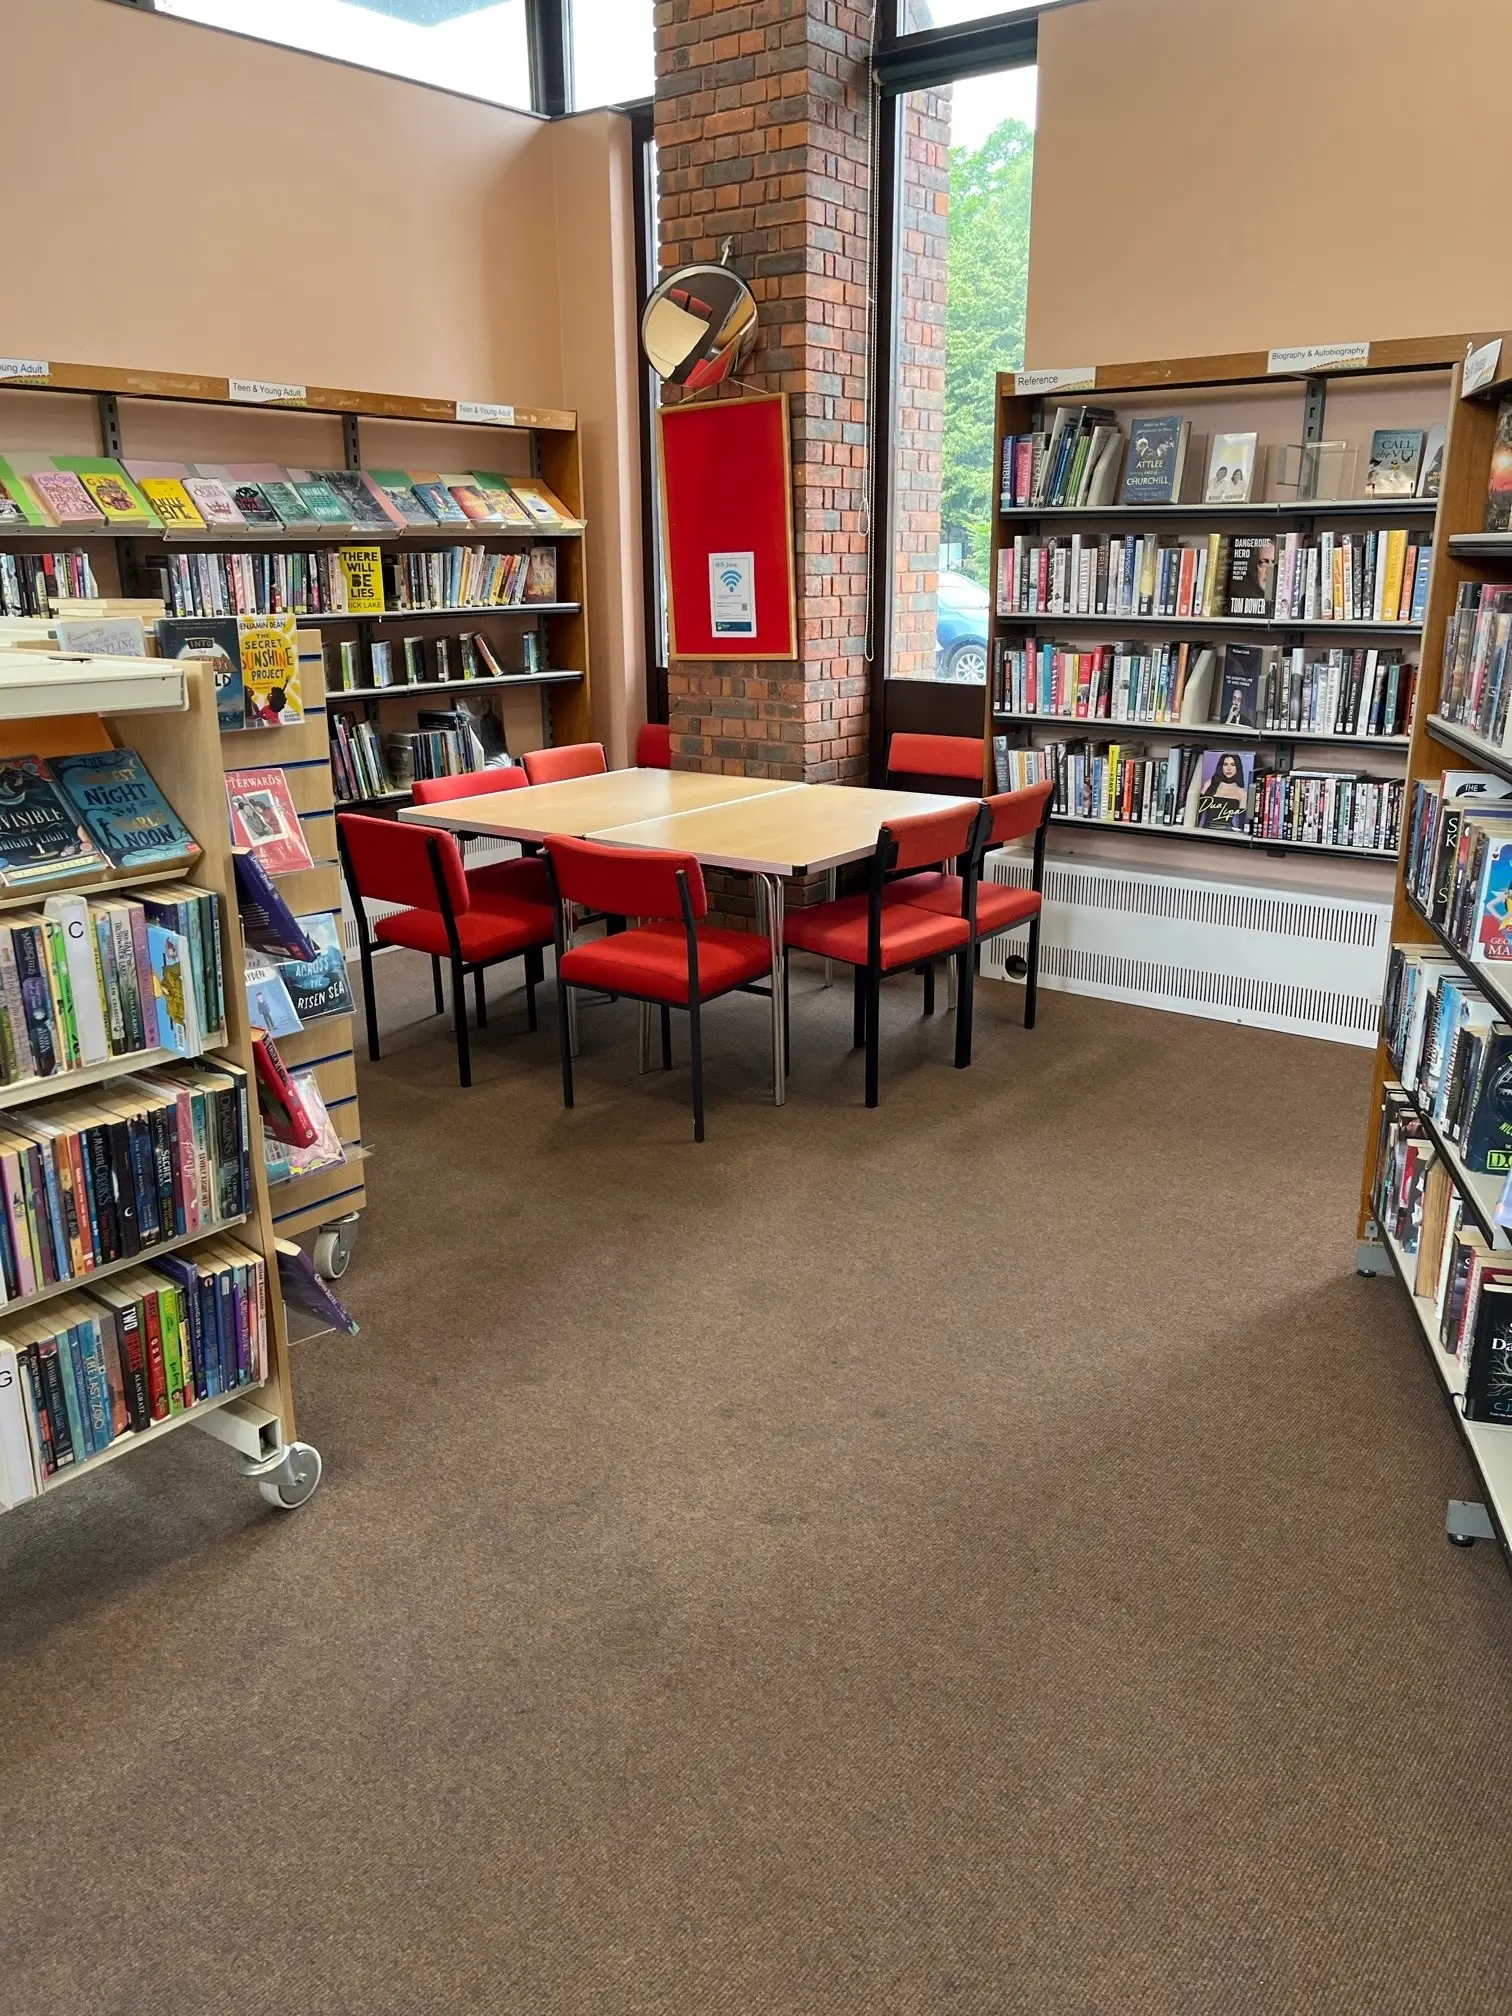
<box><xmin>456</xmin><ymin>401</ymin><xmax>517</xmax><ymax>426</ymax></box>
<box><xmin>1266</xmin><ymin>342</ymin><xmax>1370</xmax><ymax>375</ymax></box>
<box><xmin>229</xmin><ymin>378</ymin><xmax>309</xmax><ymax>406</ymax></box>
<box><xmin>0</xmin><ymin>358</ymin><xmax>49</xmax><ymax>383</ymax></box>
<box><xmin>1013</xmin><ymin>367</ymin><xmax>1097</xmax><ymax>396</ymax></box>
<box><xmin>1463</xmin><ymin>338</ymin><xmax>1503</xmax><ymax>399</ymax></box>
<box><xmin>709</xmin><ymin>550</ymin><xmax>756</xmax><ymax>636</ymax></box>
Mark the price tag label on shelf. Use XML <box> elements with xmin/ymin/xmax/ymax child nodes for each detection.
<box><xmin>1266</xmin><ymin>343</ymin><xmax>1370</xmax><ymax>375</ymax></box>
<box><xmin>1012</xmin><ymin>367</ymin><xmax>1097</xmax><ymax>396</ymax></box>
<box><xmin>0</xmin><ymin>358</ymin><xmax>49</xmax><ymax>383</ymax></box>
<box><xmin>229</xmin><ymin>378</ymin><xmax>309</xmax><ymax>406</ymax></box>
<box><xmin>456</xmin><ymin>401</ymin><xmax>517</xmax><ymax>426</ymax></box>
<box><xmin>1463</xmin><ymin>338</ymin><xmax>1503</xmax><ymax>399</ymax></box>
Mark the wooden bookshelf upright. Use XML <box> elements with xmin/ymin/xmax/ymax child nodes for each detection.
<box><xmin>0</xmin><ymin>659</ymin><xmax>320</xmax><ymax>1513</ymax></box>
<box><xmin>1353</xmin><ymin>332</ymin><xmax>1512</xmax><ymax>1555</ymax></box>
<box><xmin>983</xmin><ymin>338</ymin><xmax>1469</xmax><ymax>870</ymax></box>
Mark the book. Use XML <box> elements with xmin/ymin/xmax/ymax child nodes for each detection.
<box><xmin>253</xmin><ymin>1032</ymin><xmax>318</xmax><ymax>1147</ymax></box>
<box><xmin>135</xmin><ymin>477</ymin><xmax>206</xmax><ymax>531</ymax></box>
<box><xmin>523</xmin><ymin>546</ymin><xmax>558</xmax><ymax>602</ymax></box>
<box><xmin>366</xmin><ymin>471</ymin><xmax>437</xmax><ymax>527</ymax></box>
<box><xmin>232</xmin><ymin>851</ymin><xmax>318</xmax><ymax>960</ymax></box>
<box><xmin>1418</xmin><ymin>425</ymin><xmax>1446</xmax><ymax>499</ymax></box>
<box><xmin>225</xmin><ymin>481</ymin><xmax>284</xmax><ymax>529</ymax></box>
<box><xmin>248</xmin><ymin>475</ymin><xmax>318</xmax><ymax>528</ymax></box>
<box><xmin>0</xmin><ymin>1342</ymin><xmax>38</xmax><ymax>1505</ymax></box>
<box><xmin>1486</xmin><ymin>398</ymin><xmax>1512</xmax><ymax>532</ymax></box>
<box><xmin>41</xmin><ymin>894</ymin><xmax>109</xmax><ymax>1067</ymax></box>
<box><xmin>224</xmin><ymin>769</ymin><xmax>313</xmax><ymax>875</ymax></box>
<box><xmin>0</xmin><ymin>759</ymin><xmax>103</xmax><ymax>889</ymax></box>
<box><xmin>1463</xmin><ymin>1281</ymin><xmax>1512</xmax><ymax>1423</ymax></box>
<box><xmin>507</xmin><ymin>478</ymin><xmax>583</xmax><ymax>529</ymax></box>
<box><xmin>312</xmin><ymin>470</ymin><xmax>402</xmax><ymax>531</ymax></box>
<box><xmin>238</xmin><ymin>613</ymin><xmax>303</xmax><ymax>727</ymax></box>
<box><xmin>1119</xmin><ymin>417</ymin><xmax>1190</xmax><ymax>506</ymax></box>
<box><xmin>1204</xmin><ymin>432</ymin><xmax>1258</xmax><ymax>504</ymax></box>
<box><xmin>263</xmin><ymin>1068</ymin><xmax>343</xmax><ymax>1183</ymax></box>
<box><xmin>336</xmin><ymin>546</ymin><xmax>385</xmax><ymax>615</ymax></box>
<box><xmin>0</xmin><ymin>456</ymin><xmax>53</xmax><ymax>528</ymax></box>
<box><xmin>157</xmin><ymin>615</ymin><xmax>246</xmax><ymax>733</ymax></box>
<box><xmin>243</xmin><ymin>953</ymin><xmax>303</xmax><ymax>1040</ymax></box>
<box><xmin>1226</xmin><ymin>535</ymin><xmax>1275</xmax><ymax>618</ymax></box>
<box><xmin>1365</xmin><ymin>429</ymin><xmax>1426</xmax><ymax>498</ymax></box>
<box><xmin>23</xmin><ymin>469</ymin><xmax>103</xmax><ymax>527</ymax></box>
<box><xmin>275</xmin><ymin>911</ymin><xmax>353</xmax><ymax>1021</ymax></box>
<box><xmin>443</xmin><ymin>478</ymin><xmax>507</xmax><ymax>526</ymax></box>
<box><xmin>471</xmin><ymin>474</ymin><xmax>536</xmax><ymax>530</ymax></box>
<box><xmin>52</xmin><ymin>615</ymin><xmax>146</xmax><ymax>657</ymax></box>
<box><xmin>289</xmin><ymin>476</ymin><xmax>353</xmax><ymax>526</ymax></box>
<box><xmin>276</xmin><ymin>1238</ymin><xmax>359</xmax><ymax>1334</ymax></box>
<box><xmin>50</xmin><ymin>749</ymin><xmax>200</xmax><ymax>874</ymax></box>
<box><xmin>148</xmin><ymin>926</ymin><xmax>200</xmax><ymax>1055</ymax></box>
<box><xmin>409</xmin><ymin>478</ymin><xmax>470</xmax><ymax>526</ymax></box>
<box><xmin>69</xmin><ymin>465</ymin><xmax>155</xmax><ymax>528</ymax></box>
<box><xmin>180</xmin><ymin>476</ymin><xmax>245</xmax><ymax>528</ymax></box>
<box><xmin>1194</xmin><ymin>748</ymin><xmax>1253</xmax><ymax>833</ymax></box>
<box><xmin>1218</xmin><ymin>643</ymin><xmax>1263</xmax><ymax>727</ymax></box>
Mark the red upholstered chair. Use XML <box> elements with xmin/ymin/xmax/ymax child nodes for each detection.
<box><xmin>636</xmin><ymin>722</ymin><xmax>673</xmax><ymax>769</ymax></box>
<box><xmin>337</xmin><ymin>813</ymin><xmax>555</xmax><ymax>1088</ymax></box>
<box><xmin>885</xmin><ymin>731</ymin><xmax>986</xmax><ymax>796</ymax></box>
<box><xmin>542</xmin><ymin>835</ymin><xmax>775</xmax><ymax>1141</ymax></box>
<box><xmin>886</xmin><ymin>781</ymin><xmax>1054</xmax><ymax>1026</ymax></box>
<box><xmin>410</xmin><ymin>768</ymin><xmax>550</xmax><ymax>1017</ymax></box>
<box><xmin>522</xmin><ymin>742</ymin><xmax>608</xmax><ymax>786</ymax></box>
<box><xmin>784</xmin><ymin>801</ymin><xmax>989</xmax><ymax>1107</ymax></box>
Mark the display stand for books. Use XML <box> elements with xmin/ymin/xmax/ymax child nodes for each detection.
<box><xmin>0</xmin><ymin>660</ymin><xmax>320</xmax><ymax>1512</ymax></box>
<box><xmin>1354</xmin><ymin>331</ymin><xmax>1512</xmax><ymax>1559</ymax></box>
<box><xmin>984</xmin><ymin>337</ymin><xmax>1468</xmax><ymax>869</ymax></box>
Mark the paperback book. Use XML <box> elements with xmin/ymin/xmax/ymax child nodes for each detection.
<box><xmin>50</xmin><ymin>749</ymin><xmax>200</xmax><ymax>873</ymax></box>
<box><xmin>224</xmin><ymin>769</ymin><xmax>313</xmax><ymax>876</ymax></box>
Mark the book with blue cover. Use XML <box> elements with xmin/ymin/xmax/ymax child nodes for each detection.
<box><xmin>232</xmin><ymin>851</ymin><xmax>318</xmax><ymax>961</ymax></box>
<box><xmin>276</xmin><ymin>912</ymin><xmax>353</xmax><ymax>1021</ymax></box>
<box><xmin>147</xmin><ymin>926</ymin><xmax>199</xmax><ymax>1055</ymax></box>
<box><xmin>1120</xmin><ymin>416</ymin><xmax>1191</xmax><ymax>506</ymax></box>
<box><xmin>244</xmin><ymin>954</ymin><xmax>303</xmax><ymax>1039</ymax></box>
<box><xmin>0</xmin><ymin>758</ymin><xmax>104</xmax><ymax>889</ymax></box>
<box><xmin>50</xmin><ymin>749</ymin><xmax>201</xmax><ymax>873</ymax></box>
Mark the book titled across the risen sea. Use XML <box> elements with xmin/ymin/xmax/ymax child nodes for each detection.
<box><xmin>50</xmin><ymin>749</ymin><xmax>201</xmax><ymax>873</ymax></box>
<box><xmin>0</xmin><ymin>759</ymin><xmax>104</xmax><ymax>889</ymax></box>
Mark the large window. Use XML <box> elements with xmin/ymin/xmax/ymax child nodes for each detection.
<box><xmin>570</xmin><ymin>0</ymin><xmax>656</xmax><ymax>110</ymax></box>
<box><xmin>887</xmin><ymin>62</ymin><xmax>1036</xmax><ymax>683</ymax></box>
<box><xmin>899</xmin><ymin>1</ymin><xmax>1042</xmax><ymax>26</ymax></box>
<box><xmin>152</xmin><ymin>0</ymin><xmax>534</xmax><ymax>109</ymax></box>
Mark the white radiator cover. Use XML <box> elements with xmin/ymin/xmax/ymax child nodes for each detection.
<box><xmin>979</xmin><ymin>854</ymin><xmax>1391</xmax><ymax>1046</ymax></box>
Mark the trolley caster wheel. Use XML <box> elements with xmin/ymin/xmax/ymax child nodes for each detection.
<box><xmin>1448</xmin><ymin>1533</ymin><xmax>1477</xmax><ymax>1549</ymax></box>
<box><xmin>240</xmin><ymin>1440</ymin><xmax>323</xmax><ymax>1511</ymax></box>
<box><xmin>314</xmin><ymin>1212</ymin><xmax>359</xmax><ymax>1281</ymax></box>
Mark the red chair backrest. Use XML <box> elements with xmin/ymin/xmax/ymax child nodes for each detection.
<box><xmin>886</xmin><ymin>732</ymin><xmax>984</xmax><ymax>787</ymax></box>
<box><xmin>522</xmin><ymin>743</ymin><xmax>608</xmax><ymax>786</ymax></box>
<box><xmin>881</xmin><ymin>803</ymin><xmax>982</xmax><ymax>875</ymax></box>
<box><xmin>410</xmin><ymin>768</ymin><xmax>526</xmax><ymax>807</ymax></box>
<box><xmin>544</xmin><ymin>835</ymin><xmax>707</xmax><ymax>923</ymax></box>
<box><xmin>338</xmin><ymin>812</ymin><xmax>470</xmax><ymax>915</ymax></box>
<box><xmin>987</xmin><ymin>780</ymin><xmax>1053</xmax><ymax>847</ymax></box>
<box><xmin>636</xmin><ymin>723</ymin><xmax>673</xmax><ymax>769</ymax></box>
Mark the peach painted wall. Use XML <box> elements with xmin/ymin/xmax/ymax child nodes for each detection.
<box><xmin>1029</xmin><ymin>0</ymin><xmax>1512</xmax><ymax>365</ymax></box>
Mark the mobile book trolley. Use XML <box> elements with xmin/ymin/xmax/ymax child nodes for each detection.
<box><xmin>0</xmin><ymin>656</ymin><xmax>320</xmax><ymax>1513</ymax></box>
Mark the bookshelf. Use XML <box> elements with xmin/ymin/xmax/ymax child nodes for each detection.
<box><xmin>1352</xmin><ymin>330</ymin><xmax>1512</xmax><ymax>1556</ymax></box>
<box><xmin>984</xmin><ymin>340</ymin><xmax>1465</xmax><ymax>870</ymax></box>
<box><xmin>0</xmin><ymin>660</ymin><xmax>320</xmax><ymax>1513</ymax></box>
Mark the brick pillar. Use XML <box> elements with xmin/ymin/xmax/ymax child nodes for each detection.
<box><xmin>655</xmin><ymin>0</ymin><xmax>874</xmax><ymax>815</ymax></box>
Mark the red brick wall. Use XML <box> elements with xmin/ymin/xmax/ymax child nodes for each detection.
<box><xmin>654</xmin><ymin>0</ymin><xmax>875</xmax><ymax>794</ymax></box>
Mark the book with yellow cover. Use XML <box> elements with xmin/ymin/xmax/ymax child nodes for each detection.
<box><xmin>52</xmin><ymin>457</ymin><xmax>159</xmax><ymax>528</ymax></box>
<box><xmin>137</xmin><ymin>478</ymin><xmax>206</xmax><ymax>531</ymax></box>
<box><xmin>238</xmin><ymin>614</ymin><xmax>303</xmax><ymax>727</ymax></box>
<box><xmin>336</xmin><ymin>547</ymin><xmax>385</xmax><ymax>616</ymax></box>
<box><xmin>506</xmin><ymin>477</ymin><xmax>583</xmax><ymax>531</ymax></box>
<box><xmin>470</xmin><ymin>474</ymin><xmax>535</xmax><ymax>531</ymax></box>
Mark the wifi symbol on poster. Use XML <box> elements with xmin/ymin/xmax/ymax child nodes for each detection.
<box><xmin>719</xmin><ymin>567</ymin><xmax>743</xmax><ymax>593</ymax></box>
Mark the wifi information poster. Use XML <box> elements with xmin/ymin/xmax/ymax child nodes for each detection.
<box><xmin>709</xmin><ymin>552</ymin><xmax>755</xmax><ymax>635</ymax></box>
<box><xmin>658</xmin><ymin>391</ymin><xmax>797</xmax><ymax>658</ymax></box>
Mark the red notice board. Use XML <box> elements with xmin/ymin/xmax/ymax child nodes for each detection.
<box><xmin>657</xmin><ymin>391</ymin><xmax>797</xmax><ymax>659</ymax></box>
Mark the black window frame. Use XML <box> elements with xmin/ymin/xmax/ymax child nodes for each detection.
<box><xmin>867</xmin><ymin>4</ymin><xmax>1044</xmax><ymax>778</ymax></box>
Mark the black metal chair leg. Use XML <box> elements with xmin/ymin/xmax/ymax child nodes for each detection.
<box><xmin>865</xmin><ymin>964</ymin><xmax>882</xmax><ymax>1108</ymax></box>
<box><xmin>451</xmin><ymin>954</ymin><xmax>472</xmax><ymax>1087</ymax></box>
<box><xmin>954</xmin><ymin>944</ymin><xmax>976</xmax><ymax>1068</ymax></box>
<box><xmin>1025</xmin><ymin>916</ymin><xmax>1041</xmax><ymax>1028</ymax></box>
<box><xmin>557</xmin><ymin>979</ymin><xmax>574</xmax><ymax>1108</ymax></box>
<box><xmin>526</xmin><ymin>968</ymin><xmax>539</xmax><ymax>1031</ymax></box>
<box><xmin>473</xmin><ymin>965</ymin><xmax>487</xmax><ymax>1028</ymax></box>
<box><xmin>431</xmin><ymin>955</ymin><xmax>444</xmax><ymax>1015</ymax></box>
<box><xmin>660</xmin><ymin>1003</ymin><xmax>672</xmax><ymax>1070</ymax></box>
<box><xmin>357</xmin><ymin>935</ymin><xmax>380</xmax><ymax>1061</ymax></box>
<box><xmin>688</xmin><ymin>997</ymin><xmax>705</xmax><ymax>1142</ymax></box>
<box><xmin>922</xmin><ymin>961</ymin><xmax>935</xmax><ymax>1016</ymax></box>
<box><xmin>852</xmin><ymin>964</ymin><xmax>866</xmax><ymax>1048</ymax></box>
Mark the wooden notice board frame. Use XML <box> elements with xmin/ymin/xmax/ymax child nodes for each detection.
<box><xmin>658</xmin><ymin>392</ymin><xmax>797</xmax><ymax>659</ymax></box>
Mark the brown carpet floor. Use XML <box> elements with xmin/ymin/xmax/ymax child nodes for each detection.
<box><xmin>4</xmin><ymin>955</ymin><xmax>1512</xmax><ymax>2016</ymax></box>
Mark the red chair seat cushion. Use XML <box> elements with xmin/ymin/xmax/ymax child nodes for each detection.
<box><xmin>886</xmin><ymin>871</ymin><xmax>1042</xmax><ymax>932</ymax></box>
<box><xmin>468</xmin><ymin>855</ymin><xmax>551</xmax><ymax>909</ymax></box>
<box><xmin>784</xmin><ymin>892</ymin><xmax>969</xmax><ymax>970</ymax></box>
<box><xmin>375</xmin><ymin>900</ymin><xmax>554</xmax><ymax>963</ymax></box>
<box><xmin>559</xmin><ymin>921</ymin><xmax>769</xmax><ymax>1004</ymax></box>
